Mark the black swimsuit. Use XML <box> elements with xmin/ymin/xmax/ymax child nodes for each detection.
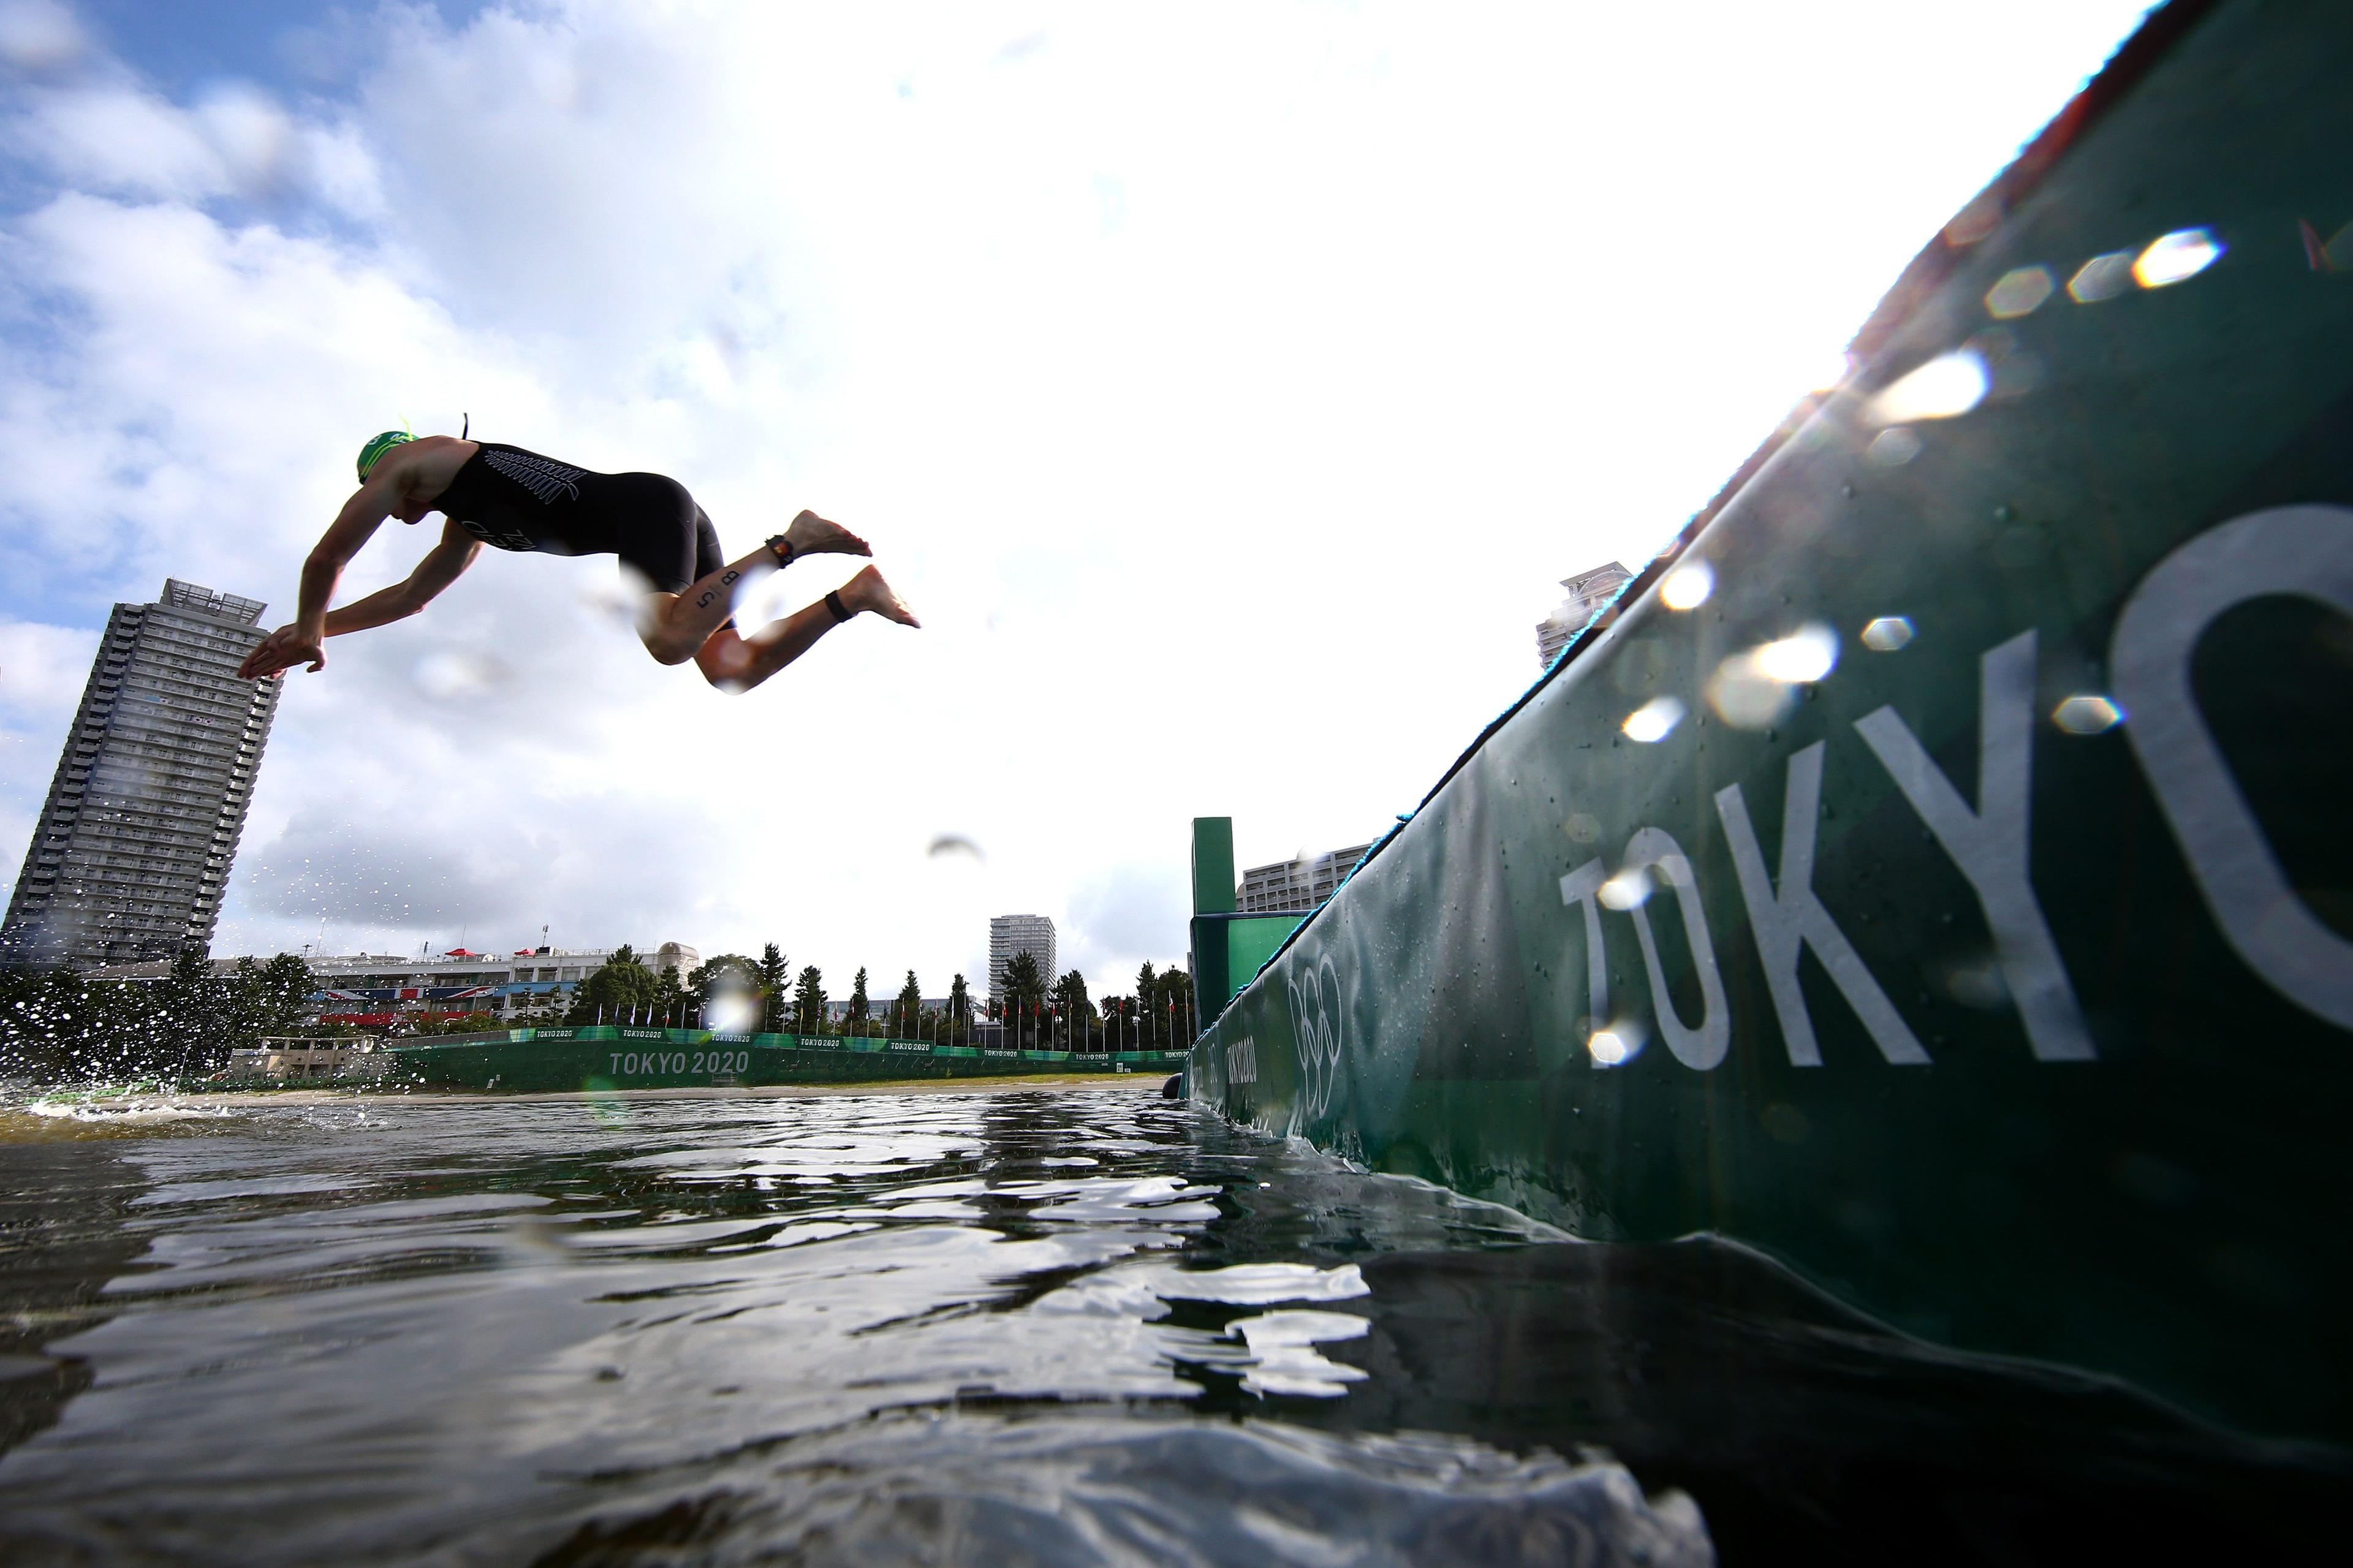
<box><xmin>426</xmin><ymin>442</ymin><xmax>726</xmax><ymax>596</ymax></box>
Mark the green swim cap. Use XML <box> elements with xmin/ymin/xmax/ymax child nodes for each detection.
<box><xmin>355</xmin><ymin>430</ymin><xmax>414</xmax><ymax>482</ymax></box>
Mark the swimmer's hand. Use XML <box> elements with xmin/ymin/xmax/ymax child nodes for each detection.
<box><xmin>239</xmin><ymin>624</ymin><xmax>327</xmax><ymax>679</ymax></box>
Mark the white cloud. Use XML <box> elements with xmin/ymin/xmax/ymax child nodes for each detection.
<box><xmin>5</xmin><ymin>69</ymin><xmax>382</xmax><ymax>211</ymax></box>
<box><xmin>0</xmin><ymin>616</ymin><xmax>93</xmax><ymax>724</ymax></box>
<box><xmin>0</xmin><ymin>0</ymin><xmax>2156</xmax><ymax>998</ymax></box>
<box><xmin>189</xmin><ymin>83</ymin><xmax>295</xmax><ymax>193</ymax></box>
<box><xmin>7</xmin><ymin>81</ymin><xmax>228</xmax><ymax>198</ymax></box>
<box><xmin>237</xmin><ymin>789</ymin><xmax>731</xmax><ymax>953</ymax></box>
<box><xmin>0</xmin><ymin>191</ymin><xmax>543</xmax><ymax>599</ymax></box>
<box><xmin>0</xmin><ymin>0</ymin><xmax>83</xmax><ymax>74</ymax></box>
<box><xmin>0</xmin><ymin>616</ymin><xmax>96</xmax><ymax>908</ymax></box>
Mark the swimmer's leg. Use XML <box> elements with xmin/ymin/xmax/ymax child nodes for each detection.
<box><xmin>637</xmin><ymin>512</ymin><xmax>873</xmax><ymax>666</ymax></box>
<box><xmin>694</xmin><ymin>566</ymin><xmax>919</xmax><ymax>693</ymax></box>
<box><xmin>639</xmin><ymin>549</ymin><xmax>765</xmax><ymax>665</ymax></box>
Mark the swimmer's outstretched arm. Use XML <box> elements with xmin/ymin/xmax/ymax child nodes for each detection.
<box><xmin>240</xmin><ymin>439</ymin><xmax>477</xmax><ymax>680</ymax></box>
<box><xmin>239</xmin><ymin>515</ymin><xmax>480</xmax><ymax>680</ymax></box>
<box><xmin>319</xmin><ymin>521</ymin><xmax>480</xmax><ymax>637</ymax></box>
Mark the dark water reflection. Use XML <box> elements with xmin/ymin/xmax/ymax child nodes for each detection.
<box><xmin>0</xmin><ymin>1086</ymin><xmax>2336</xmax><ymax>1564</ymax></box>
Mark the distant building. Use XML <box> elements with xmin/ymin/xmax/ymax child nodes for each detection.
<box><xmin>988</xmin><ymin>914</ymin><xmax>1057</xmax><ymax>1001</ymax></box>
<box><xmin>2</xmin><ymin>580</ymin><xmax>282</xmax><ymax>968</ymax></box>
<box><xmin>1238</xmin><ymin>843</ymin><xmax>1374</xmax><ymax>914</ymax></box>
<box><xmin>1535</xmin><ymin>561</ymin><xmax>1632</xmax><ymax>670</ymax></box>
<box><xmin>827</xmin><ymin>996</ymin><xmax>949</xmax><ymax>1023</ymax></box>
<box><xmin>79</xmin><ymin>941</ymin><xmax>705</xmax><ymax>1023</ymax></box>
<box><xmin>297</xmin><ymin>947</ymin><xmax>620</xmax><ymax>1023</ymax></box>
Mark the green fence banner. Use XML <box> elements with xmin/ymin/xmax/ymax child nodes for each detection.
<box><xmin>382</xmin><ymin>1026</ymin><xmax>1167</xmax><ymax>1093</ymax></box>
<box><xmin>1189</xmin><ymin>0</ymin><xmax>2353</xmax><ymax>1450</ymax></box>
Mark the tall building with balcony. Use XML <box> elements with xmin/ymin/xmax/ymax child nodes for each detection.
<box><xmin>2</xmin><ymin>581</ymin><xmax>282</xmax><ymax>968</ymax></box>
<box><xmin>1535</xmin><ymin>561</ymin><xmax>1632</xmax><ymax>670</ymax></box>
<box><xmin>988</xmin><ymin>914</ymin><xmax>1057</xmax><ymax>1001</ymax></box>
<box><xmin>1237</xmin><ymin>843</ymin><xmax>1374</xmax><ymax>914</ymax></box>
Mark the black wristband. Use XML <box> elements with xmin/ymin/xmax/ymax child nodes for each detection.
<box><xmin>766</xmin><ymin>534</ymin><xmax>794</xmax><ymax>567</ymax></box>
<box><xmin>824</xmin><ymin>589</ymin><xmax>851</xmax><ymax>623</ymax></box>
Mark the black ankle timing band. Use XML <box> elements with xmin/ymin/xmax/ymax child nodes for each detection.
<box><xmin>824</xmin><ymin>589</ymin><xmax>851</xmax><ymax>623</ymax></box>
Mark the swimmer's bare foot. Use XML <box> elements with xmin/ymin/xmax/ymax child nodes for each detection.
<box><xmin>840</xmin><ymin>564</ymin><xmax>920</xmax><ymax>627</ymax></box>
<box><xmin>781</xmin><ymin>509</ymin><xmax>871</xmax><ymax>561</ymax></box>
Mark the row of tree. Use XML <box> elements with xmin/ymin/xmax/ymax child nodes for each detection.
<box><xmin>0</xmin><ymin>939</ymin><xmax>1202</xmax><ymax>1086</ymax></box>
<box><xmin>0</xmin><ymin>950</ymin><xmax>317</xmax><ymax>1084</ymax></box>
<box><xmin>563</xmin><ymin>943</ymin><xmax>983</xmax><ymax>1040</ymax></box>
<box><xmin>558</xmin><ymin>944</ymin><xmax>1195</xmax><ymax>1051</ymax></box>
<box><xmin>986</xmin><ymin>952</ymin><xmax>1198</xmax><ymax>1050</ymax></box>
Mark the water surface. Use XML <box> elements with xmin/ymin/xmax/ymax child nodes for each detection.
<box><xmin>0</xmin><ymin>1083</ymin><xmax>2332</xmax><ymax>1564</ymax></box>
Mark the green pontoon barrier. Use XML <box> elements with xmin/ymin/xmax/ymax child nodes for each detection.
<box><xmin>382</xmin><ymin>1026</ymin><xmax>1184</xmax><ymax>1094</ymax></box>
<box><xmin>1189</xmin><ymin>816</ymin><xmax>1324</xmax><ymax>1021</ymax></box>
<box><xmin>1189</xmin><ymin>0</ymin><xmax>2353</xmax><ymax>1450</ymax></box>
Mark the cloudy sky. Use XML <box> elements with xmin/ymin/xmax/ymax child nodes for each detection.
<box><xmin>0</xmin><ymin>0</ymin><xmax>2152</xmax><ymax>996</ymax></box>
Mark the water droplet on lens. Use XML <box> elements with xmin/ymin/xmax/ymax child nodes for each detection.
<box><xmin>1984</xmin><ymin>265</ymin><xmax>2055</xmax><ymax>319</ymax></box>
<box><xmin>1860</xmin><ymin>616</ymin><xmax>1914</xmax><ymax>652</ymax></box>
<box><xmin>2051</xmin><ymin>694</ymin><xmax>2124</xmax><ymax>733</ymax></box>
<box><xmin>1620</xmin><ymin>697</ymin><xmax>1685</xmax><ymax>744</ymax></box>
<box><xmin>2134</xmin><ymin>227</ymin><xmax>2224</xmax><ymax>288</ymax></box>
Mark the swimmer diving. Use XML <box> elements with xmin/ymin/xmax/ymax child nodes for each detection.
<box><xmin>235</xmin><ymin>426</ymin><xmax>920</xmax><ymax>689</ymax></box>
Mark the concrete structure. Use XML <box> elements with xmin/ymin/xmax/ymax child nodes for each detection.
<box><xmin>324</xmin><ymin>945</ymin><xmax>705</xmax><ymax>1021</ymax></box>
<box><xmin>826</xmin><ymin>995</ymin><xmax>950</xmax><ymax>1023</ymax></box>
<box><xmin>1534</xmin><ymin>561</ymin><xmax>1632</xmax><ymax>670</ymax></box>
<box><xmin>305</xmin><ymin>947</ymin><xmax>612</xmax><ymax>1021</ymax></box>
<box><xmin>2</xmin><ymin>581</ymin><xmax>281</xmax><ymax>968</ymax></box>
<box><xmin>1238</xmin><ymin>843</ymin><xmax>1374</xmax><ymax>914</ymax></box>
<box><xmin>988</xmin><ymin>914</ymin><xmax>1057</xmax><ymax>1001</ymax></box>
<box><xmin>80</xmin><ymin>940</ymin><xmax>707</xmax><ymax>1023</ymax></box>
<box><xmin>225</xmin><ymin>1036</ymin><xmax>388</xmax><ymax>1083</ymax></box>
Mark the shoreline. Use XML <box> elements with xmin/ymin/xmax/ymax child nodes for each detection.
<box><xmin>9</xmin><ymin>1070</ymin><xmax>1172</xmax><ymax>1119</ymax></box>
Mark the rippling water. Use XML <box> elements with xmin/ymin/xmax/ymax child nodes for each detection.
<box><xmin>0</xmin><ymin>1082</ymin><xmax>2336</xmax><ymax>1564</ymax></box>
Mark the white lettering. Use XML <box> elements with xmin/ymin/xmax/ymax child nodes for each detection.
<box><xmin>1619</xmin><ymin>827</ymin><xmax>1730</xmax><ymax>1069</ymax></box>
<box><xmin>1557</xmin><ymin>859</ymin><xmax>1611</xmax><ymax>1020</ymax></box>
<box><xmin>1226</xmin><ymin>1035</ymin><xmax>1257</xmax><ymax>1085</ymax></box>
<box><xmin>1716</xmin><ymin>743</ymin><xmax>1929</xmax><ymax>1066</ymax></box>
<box><xmin>1856</xmin><ymin>631</ymin><xmax>2094</xmax><ymax>1061</ymax></box>
<box><xmin>2111</xmin><ymin>504</ymin><xmax>2353</xmax><ymax>1028</ymax></box>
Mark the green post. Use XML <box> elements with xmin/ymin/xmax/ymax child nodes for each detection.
<box><xmin>1191</xmin><ymin>816</ymin><xmax>1235</xmax><ymax>916</ymax></box>
<box><xmin>1190</xmin><ymin>817</ymin><xmax>1236</xmax><ymax>1028</ymax></box>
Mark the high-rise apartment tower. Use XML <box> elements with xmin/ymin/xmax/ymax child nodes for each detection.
<box><xmin>987</xmin><ymin>914</ymin><xmax>1057</xmax><ymax>1001</ymax></box>
<box><xmin>1535</xmin><ymin>561</ymin><xmax>1632</xmax><ymax>670</ymax></box>
<box><xmin>2</xmin><ymin>581</ymin><xmax>282</xmax><ymax>967</ymax></box>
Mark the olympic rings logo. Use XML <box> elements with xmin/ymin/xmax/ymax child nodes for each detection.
<box><xmin>1286</xmin><ymin>954</ymin><xmax>1346</xmax><ymax>1124</ymax></box>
